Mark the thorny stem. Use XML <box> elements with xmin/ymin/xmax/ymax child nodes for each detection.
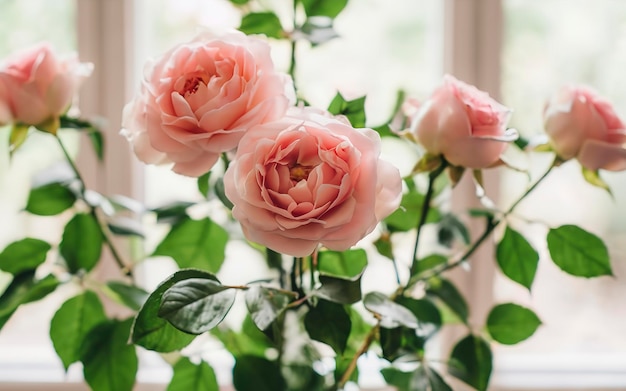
<box><xmin>419</xmin><ymin>157</ymin><xmax>557</xmax><ymax>281</ymax></box>
<box><xmin>56</xmin><ymin>136</ymin><xmax>133</xmax><ymax>278</ymax></box>
<box><xmin>337</xmin><ymin>158</ymin><xmax>557</xmax><ymax>388</ymax></box>
<box><xmin>410</xmin><ymin>160</ymin><xmax>448</xmax><ymax>275</ymax></box>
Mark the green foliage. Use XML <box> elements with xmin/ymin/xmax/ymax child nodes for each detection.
<box><xmin>363</xmin><ymin>292</ymin><xmax>418</xmax><ymax>329</ymax></box>
<box><xmin>315</xmin><ymin>274</ymin><xmax>362</xmax><ymax>304</ymax></box>
<box><xmin>81</xmin><ymin>318</ymin><xmax>138</xmax><ymax>391</ymax></box>
<box><xmin>103</xmin><ymin>281</ymin><xmax>149</xmax><ymax>311</ymax></box>
<box><xmin>449</xmin><ymin>335</ymin><xmax>492</xmax><ymax>391</ymax></box>
<box><xmin>167</xmin><ymin>357</ymin><xmax>219</xmax><ymax>391</ymax></box>
<box><xmin>151</xmin><ymin>201</ymin><xmax>194</xmax><ymax>224</ymax></box>
<box><xmin>496</xmin><ymin>227</ymin><xmax>539</xmax><ymax>290</ymax></box>
<box><xmin>437</xmin><ymin>213</ymin><xmax>470</xmax><ymax>247</ymax></box>
<box><xmin>581</xmin><ymin>167</ymin><xmax>612</xmax><ymax>195</ymax></box>
<box><xmin>107</xmin><ymin>217</ymin><xmax>144</xmax><ymax>238</ymax></box>
<box><xmin>382</xmin><ymin>365</ymin><xmax>452</xmax><ymax>391</ymax></box>
<box><xmin>59</xmin><ymin>213</ymin><xmax>103</xmax><ymax>273</ymax></box>
<box><xmin>327</xmin><ymin>92</ymin><xmax>367</xmax><ymax>128</ymax></box>
<box><xmin>426</xmin><ymin>278</ymin><xmax>469</xmax><ymax>325</ymax></box>
<box><xmin>239</xmin><ymin>12</ymin><xmax>284</xmax><ymax>39</ymax></box>
<box><xmin>547</xmin><ymin>225</ymin><xmax>612</xmax><ymax>277</ymax></box>
<box><xmin>211</xmin><ymin>315</ymin><xmax>273</xmax><ymax>358</ymax></box>
<box><xmin>233</xmin><ymin>355</ymin><xmax>286</xmax><ymax>391</ymax></box>
<box><xmin>317</xmin><ymin>249</ymin><xmax>367</xmax><ymax>279</ymax></box>
<box><xmin>0</xmin><ymin>238</ymin><xmax>51</xmax><ymax>275</ymax></box>
<box><xmin>304</xmin><ymin>299</ymin><xmax>351</xmax><ymax>353</ymax></box>
<box><xmin>197</xmin><ymin>172</ymin><xmax>211</xmax><ymax>198</ymax></box>
<box><xmin>214</xmin><ymin>177</ymin><xmax>234</xmax><ymax>209</ymax></box>
<box><xmin>300</xmin><ymin>0</ymin><xmax>349</xmax><ymax>18</ymax></box>
<box><xmin>25</xmin><ymin>182</ymin><xmax>76</xmax><ymax>216</ymax></box>
<box><xmin>487</xmin><ymin>303</ymin><xmax>542</xmax><ymax>345</ymax></box>
<box><xmin>131</xmin><ymin>270</ymin><xmax>208</xmax><ymax>352</ymax></box>
<box><xmin>395</xmin><ymin>296</ymin><xmax>442</xmax><ymax>338</ymax></box>
<box><xmin>50</xmin><ymin>291</ymin><xmax>107</xmax><ymax>370</ymax></box>
<box><xmin>385</xmin><ymin>189</ymin><xmax>440</xmax><ymax>232</ymax></box>
<box><xmin>245</xmin><ymin>285</ymin><xmax>292</xmax><ymax>332</ymax></box>
<box><xmin>0</xmin><ymin>272</ymin><xmax>59</xmax><ymax>330</ymax></box>
<box><xmin>9</xmin><ymin>123</ymin><xmax>29</xmax><ymax>155</ymax></box>
<box><xmin>153</xmin><ymin>216</ymin><xmax>228</xmax><ymax>273</ymax></box>
<box><xmin>159</xmin><ymin>277</ymin><xmax>236</xmax><ymax>335</ymax></box>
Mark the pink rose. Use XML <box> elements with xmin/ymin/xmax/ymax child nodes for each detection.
<box><xmin>223</xmin><ymin>107</ymin><xmax>402</xmax><ymax>257</ymax></box>
<box><xmin>121</xmin><ymin>31</ymin><xmax>295</xmax><ymax>177</ymax></box>
<box><xmin>411</xmin><ymin>75</ymin><xmax>515</xmax><ymax>168</ymax></box>
<box><xmin>0</xmin><ymin>43</ymin><xmax>92</xmax><ymax>127</ymax></box>
<box><xmin>544</xmin><ymin>85</ymin><xmax>626</xmax><ymax>171</ymax></box>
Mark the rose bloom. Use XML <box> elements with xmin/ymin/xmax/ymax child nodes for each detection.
<box><xmin>121</xmin><ymin>31</ymin><xmax>294</xmax><ymax>177</ymax></box>
<box><xmin>0</xmin><ymin>43</ymin><xmax>92</xmax><ymax>127</ymax></box>
<box><xmin>411</xmin><ymin>75</ymin><xmax>515</xmax><ymax>168</ymax></box>
<box><xmin>544</xmin><ymin>85</ymin><xmax>626</xmax><ymax>171</ymax></box>
<box><xmin>223</xmin><ymin>107</ymin><xmax>402</xmax><ymax>257</ymax></box>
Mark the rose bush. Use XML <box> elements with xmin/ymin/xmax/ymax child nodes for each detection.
<box><xmin>411</xmin><ymin>74</ymin><xmax>515</xmax><ymax>168</ymax></box>
<box><xmin>121</xmin><ymin>30</ymin><xmax>295</xmax><ymax>177</ymax></box>
<box><xmin>223</xmin><ymin>106</ymin><xmax>402</xmax><ymax>257</ymax></box>
<box><xmin>0</xmin><ymin>43</ymin><xmax>92</xmax><ymax>130</ymax></box>
<box><xmin>544</xmin><ymin>85</ymin><xmax>626</xmax><ymax>171</ymax></box>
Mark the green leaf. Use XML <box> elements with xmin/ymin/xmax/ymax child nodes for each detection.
<box><xmin>25</xmin><ymin>182</ymin><xmax>77</xmax><ymax>216</ymax></box>
<box><xmin>50</xmin><ymin>291</ymin><xmax>107</xmax><ymax>370</ymax></box>
<box><xmin>245</xmin><ymin>285</ymin><xmax>292</xmax><ymax>331</ymax></box>
<box><xmin>547</xmin><ymin>225</ymin><xmax>612</xmax><ymax>277</ymax></box>
<box><xmin>374</xmin><ymin>234</ymin><xmax>394</xmax><ymax>260</ymax></box>
<box><xmin>197</xmin><ymin>172</ymin><xmax>211</xmax><ymax>199</ymax></box>
<box><xmin>314</xmin><ymin>274</ymin><xmax>362</xmax><ymax>304</ymax></box>
<box><xmin>496</xmin><ymin>227</ymin><xmax>539</xmax><ymax>290</ymax></box>
<box><xmin>411</xmin><ymin>254</ymin><xmax>447</xmax><ymax>279</ymax></box>
<box><xmin>301</xmin><ymin>0</ymin><xmax>349</xmax><ymax>18</ymax></box>
<box><xmin>159</xmin><ymin>277</ymin><xmax>235</xmax><ymax>335</ymax></box>
<box><xmin>449</xmin><ymin>335</ymin><xmax>492</xmax><ymax>391</ymax></box>
<box><xmin>0</xmin><ymin>272</ymin><xmax>59</xmax><ymax>330</ymax></box>
<box><xmin>211</xmin><ymin>315</ymin><xmax>273</xmax><ymax>358</ymax></box>
<box><xmin>363</xmin><ymin>292</ymin><xmax>418</xmax><ymax>329</ymax></box>
<box><xmin>327</xmin><ymin>92</ymin><xmax>366</xmax><ymax>128</ymax></box>
<box><xmin>151</xmin><ymin>201</ymin><xmax>194</xmax><ymax>224</ymax></box>
<box><xmin>81</xmin><ymin>318</ymin><xmax>138</xmax><ymax>391</ymax></box>
<box><xmin>0</xmin><ymin>238</ymin><xmax>51</xmax><ymax>275</ymax></box>
<box><xmin>426</xmin><ymin>278</ymin><xmax>468</xmax><ymax>324</ymax></box>
<box><xmin>304</xmin><ymin>300</ymin><xmax>351</xmax><ymax>353</ymax></box>
<box><xmin>581</xmin><ymin>167</ymin><xmax>612</xmax><ymax>195</ymax></box>
<box><xmin>131</xmin><ymin>270</ymin><xmax>210</xmax><ymax>352</ymax></box>
<box><xmin>103</xmin><ymin>281</ymin><xmax>149</xmax><ymax>311</ymax></box>
<box><xmin>107</xmin><ymin>217</ymin><xmax>144</xmax><ymax>238</ymax></box>
<box><xmin>487</xmin><ymin>303</ymin><xmax>541</xmax><ymax>345</ymax></box>
<box><xmin>167</xmin><ymin>357</ymin><xmax>219</xmax><ymax>391</ymax></box>
<box><xmin>437</xmin><ymin>214</ymin><xmax>470</xmax><ymax>247</ymax></box>
<box><xmin>215</xmin><ymin>177</ymin><xmax>234</xmax><ymax>210</ymax></box>
<box><xmin>59</xmin><ymin>213</ymin><xmax>103</xmax><ymax>273</ymax></box>
<box><xmin>229</xmin><ymin>0</ymin><xmax>249</xmax><ymax>4</ymax></box>
<box><xmin>381</xmin><ymin>367</ymin><xmax>412</xmax><ymax>391</ymax></box>
<box><xmin>239</xmin><ymin>12</ymin><xmax>284</xmax><ymax>39</ymax></box>
<box><xmin>381</xmin><ymin>365</ymin><xmax>452</xmax><ymax>391</ymax></box>
<box><xmin>153</xmin><ymin>217</ymin><xmax>228</xmax><ymax>273</ymax></box>
<box><xmin>233</xmin><ymin>355</ymin><xmax>286</xmax><ymax>391</ymax></box>
<box><xmin>9</xmin><ymin>123</ymin><xmax>30</xmax><ymax>155</ymax></box>
<box><xmin>385</xmin><ymin>190</ymin><xmax>439</xmax><ymax>232</ymax></box>
<box><xmin>87</xmin><ymin>129</ymin><xmax>105</xmax><ymax>161</ymax></box>
<box><xmin>298</xmin><ymin>17</ymin><xmax>339</xmax><ymax>46</ymax></box>
<box><xmin>395</xmin><ymin>296</ymin><xmax>442</xmax><ymax>339</ymax></box>
<box><xmin>317</xmin><ymin>249</ymin><xmax>367</xmax><ymax>279</ymax></box>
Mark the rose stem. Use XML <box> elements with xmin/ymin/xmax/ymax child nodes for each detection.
<box><xmin>421</xmin><ymin>157</ymin><xmax>557</xmax><ymax>280</ymax></box>
<box><xmin>56</xmin><ymin>135</ymin><xmax>133</xmax><ymax>277</ymax></box>
<box><xmin>410</xmin><ymin>160</ymin><xmax>448</xmax><ymax>275</ymax></box>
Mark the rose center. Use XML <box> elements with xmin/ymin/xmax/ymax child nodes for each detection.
<box><xmin>179</xmin><ymin>71</ymin><xmax>210</xmax><ymax>97</ymax></box>
<box><xmin>289</xmin><ymin>164</ymin><xmax>314</xmax><ymax>182</ymax></box>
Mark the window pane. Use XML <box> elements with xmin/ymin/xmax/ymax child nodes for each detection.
<box><xmin>135</xmin><ymin>0</ymin><xmax>443</xmax><ymax>206</ymax></box>
<box><xmin>496</xmin><ymin>0</ymin><xmax>626</xmax><ymax>387</ymax></box>
<box><xmin>0</xmin><ymin>0</ymin><xmax>78</xmax><ymax>381</ymax></box>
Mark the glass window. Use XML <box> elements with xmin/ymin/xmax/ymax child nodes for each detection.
<box><xmin>0</xmin><ymin>0</ymin><xmax>78</xmax><ymax>381</ymax></box>
<box><xmin>495</xmin><ymin>1</ymin><xmax>626</xmax><ymax>387</ymax></box>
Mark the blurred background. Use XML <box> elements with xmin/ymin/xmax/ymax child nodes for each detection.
<box><xmin>0</xmin><ymin>0</ymin><xmax>625</xmax><ymax>389</ymax></box>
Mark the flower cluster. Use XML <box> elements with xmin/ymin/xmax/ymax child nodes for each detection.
<box><xmin>1</xmin><ymin>6</ymin><xmax>625</xmax><ymax>391</ymax></box>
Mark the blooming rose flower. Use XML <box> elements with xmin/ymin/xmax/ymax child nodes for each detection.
<box><xmin>121</xmin><ymin>31</ymin><xmax>294</xmax><ymax>177</ymax></box>
<box><xmin>544</xmin><ymin>85</ymin><xmax>626</xmax><ymax>171</ymax></box>
<box><xmin>0</xmin><ymin>43</ymin><xmax>92</xmax><ymax>128</ymax></box>
<box><xmin>411</xmin><ymin>75</ymin><xmax>515</xmax><ymax>168</ymax></box>
<box><xmin>223</xmin><ymin>107</ymin><xmax>402</xmax><ymax>257</ymax></box>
